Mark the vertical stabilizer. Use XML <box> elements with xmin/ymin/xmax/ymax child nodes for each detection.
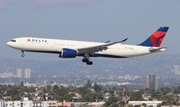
<box><xmin>140</xmin><ymin>26</ymin><xmax>169</xmax><ymax>47</ymax></box>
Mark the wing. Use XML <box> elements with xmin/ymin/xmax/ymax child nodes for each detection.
<box><xmin>77</xmin><ymin>38</ymin><xmax>128</xmax><ymax>54</ymax></box>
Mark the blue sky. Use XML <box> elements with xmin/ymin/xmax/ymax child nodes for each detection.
<box><xmin>0</xmin><ymin>0</ymin><xmax>180</xmax><ymax>60</ymax></box>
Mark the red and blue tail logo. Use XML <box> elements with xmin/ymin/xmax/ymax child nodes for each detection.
<box><xmin>140</xmin><ymin>26</ymin><xmax>169</xmax><ymax>47</ymax></box>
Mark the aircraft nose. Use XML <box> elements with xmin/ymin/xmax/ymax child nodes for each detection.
<box><xmin>7</xmin><ymin>41</ymin><xmax>10</xmax><ymax>46</ymax></box>
<box><xmin>7</xmin><ymin>41</ymin><xmax>11</xmax><ymax>46</ymax></box>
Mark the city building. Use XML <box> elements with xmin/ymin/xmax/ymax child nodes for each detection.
<box><xmin>4</xmin><ymin>97</ymin><xmax>49</xmax><ymax>107</ymax></box>
<box><xmin>0</xmin><ymin>72</ymin><xmax>14</xmax><ymax>78</ymax></box>
<box><xmin>17</xmin><ymin>68</ymin><xmax>22</xmax><ymax>78</ymax></box>
<box><xmin>128</xmin><ymin>101</ymin><xmax>162</xmax><ymax>107</ymax></box>
<box><xmin>143</xmin><ymin>76</ymin><xmax>149</xmax><ymax>89</ymax></box>
<box><xmin>149</xmin><ymin>75</ymin><xmax>156</xmax><ymax>90</ymax></box>
<box><xmin>48</xmin><ymin>100</ymin><xmax>57</xmax><ymax>107</ymax></box>
<box><xmin>143</xmin><ymin>74</ymin><xmax>158</xmax><ymax>90</ymax></box>
<box><xmin>32</xmin><ymin>101</ymin><xmax>48</xmax><ymax>107</ymax></box>
<box><xmin>0</xmin><ymin>100</ymin><xmax>6</xmax><ymax>107</ymax></box>
<box><xmin>155</xmin><ymin>76</ymin><xmax>158</xmax><ymax>90</ymax></box>
<box><xmin>24</xmin><ymin>69</ymin><xmax>31</xmax><ymax>78</ymax></box>
<box><xmin>6</xmin><ymin>99</ymin><xmax>33</xmax><ymax>107</ymax></box>
<box><xmin>56</xmin><ymin>100</ymin><xmax>74</xmax><ymax>107</ymax></box>
<box><xmin>24</xmin><ymin>82</ymin><xmax>37</xmax><ymax>87</ymax></box>
<box><xmin>174</xmin><ymin>65</ymin><xmax>180</xmax><ymax>75</ymax></box>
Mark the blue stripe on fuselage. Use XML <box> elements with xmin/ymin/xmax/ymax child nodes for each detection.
<box><xmin>23</xmin><ymin>50</ymin><xmax>127</xmax><ymax>58</ymax></box>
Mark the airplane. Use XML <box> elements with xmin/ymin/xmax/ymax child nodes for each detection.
<box><xmin>7</xmin><ymin>26</ymin><xmax>169</xmax><ymax>65</ymax></box>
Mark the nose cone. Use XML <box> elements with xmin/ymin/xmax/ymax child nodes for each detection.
<box><xmin>7</xmin><ymin>41</ymin><xmax>13</xmax><ymax>47</ymax></box>
<box><xmin>7</xmin><ymin>41</ymin><xmax>10</xmax><ymax>46</ymax></box>
<box><xmin>7</xmin><ymin>39</ymin><xmax>18</xmax><ymax>48</ymax></box>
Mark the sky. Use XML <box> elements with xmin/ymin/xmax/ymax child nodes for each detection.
<box><xmin>0</xmin><ymin>0</ymin><xmax>180</xmax><ymax>60</ymax></box>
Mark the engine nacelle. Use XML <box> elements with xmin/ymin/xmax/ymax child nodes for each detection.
<box><xmin>60</xmin><ymin>48</ymin><xmax>77</xmax><ymax>58</ymax></box>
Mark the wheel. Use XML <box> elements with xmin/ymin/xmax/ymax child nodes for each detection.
<box><xmin>86</xmin><ymin>61</ymin><xmax>93</xmax><ymax>65</ymax></box>
<box><xmin>82</xmin><ymin>59</ymin><xmax>88</xmax><ymax>62</ymax></box>
<box><xmin>89</xmin><ymin>61</ymin><xmax>93</xmax><ymax>65</ymax></box>
<box><xmin>21</xmin><ymin>54</ymin><xmax>25</xmax><ymax>57</ymax></box>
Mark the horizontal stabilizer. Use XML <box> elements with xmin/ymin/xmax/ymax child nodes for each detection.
<box><xmin>149</xmin><ymin>47</ymin><xmax>167</xmax><ymax>53</ymax></box>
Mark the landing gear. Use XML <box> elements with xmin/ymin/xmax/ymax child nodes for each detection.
<box><xmin>82</xmin><ymin>58</ymin><xmax>93</xmax><ymax>65</ymax></box>
<box><xmin>82</xmin><ymin>58</ymin><xmax>88</xmax><ymax>62</ymax></box>
<box><xmin>21</xmin><ymin>51</ymin><xmax>25</xmax><ymax>57</ymax></box>
<box><xmin>86</xmin><ymin>61</ymin><xmax>93</xmax><ymax>65</ymax></box>
<box><xmin>82</xmin><ymin>53</ymin><xmax>93</xmax><ymax>65</ymax></box>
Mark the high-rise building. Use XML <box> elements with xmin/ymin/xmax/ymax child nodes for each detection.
<box><xmin>143</xmin><ymin>74</ymin><xmax>158</xmax><ymax>90</ymax></box>
<box><xmin>143</xmin><ymin>76</ymin><xmax>149</xmax><ymax>89</ymax></box>
<box><xmin>174</xmin><ymin>65</ymin><xmax>180</xmax><ymax>75</ymax></box>
<box><xmin>149</xmin><ymin>75</ymin><xmax>155</xmax><ymax>90</ymax></box>
<box><xmin>24</xmin><ymin>68</ymin><xmax>31</xmax><ymax>78</ymax></box>
<box><xmin>17</xmin><ymin>68</ymin><xmax>22</xmax><ymax>78</ymax></box>
<box><xmin>155</xmin><ymin>76</ymin><xmax>158</xmax><ymax>90</ymax></box>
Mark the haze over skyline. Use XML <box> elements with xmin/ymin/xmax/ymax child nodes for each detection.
<box><xmin>1</xmin><ymin>0</ymin><xmax>180</xmax><ymax>60</ymax></box>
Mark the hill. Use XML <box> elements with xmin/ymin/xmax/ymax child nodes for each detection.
<box><xmin>0</xmin><ymin>54</ymin><xmax>180</xmax><ymax>78</ymax></box>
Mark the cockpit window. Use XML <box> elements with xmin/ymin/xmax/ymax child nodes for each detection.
<box><xmin>11</xmin><ymin>40</ymin><xmax>16</xmax><ymax>42</ymax></box>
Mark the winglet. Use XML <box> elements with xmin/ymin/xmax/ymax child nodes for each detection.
<box><xmin>121</xmin><ymin>38</ymin><xmax>128</xmax><ymax>42</ymax></box>
<box><xmin>108</xmin><ymin>38</ymin><xmax>128</xmax><ymax>45</ymax></box>
<box><xmin>105</xmin><ymin>40</ymin><xmax>110</xmax><ymax>43</ymax></box>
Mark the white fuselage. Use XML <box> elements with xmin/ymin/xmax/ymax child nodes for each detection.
<box><xmin>6</xmin><ymin>37</ymin><xmax>162</xmax><ymax>58</ymax></box>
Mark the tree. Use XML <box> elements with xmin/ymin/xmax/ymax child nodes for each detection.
<box><xmin>112</xmin><ymin>87</ymin><xmax>116</xmax><ymax>91</ymax></box>
<box><xmin>134</xmin><ymin>105</ymin><xmax>140</xmax><ymax>107</ymax></box>
<box><xmin>120</xmin><ymin>101</ymin><xmax>125</xmax><ymax>107</ymax></box>
<box><xmin>43</xmin><ymin>85</ymin><xmax>52</xmax><ymax>93</ymax></box>
<box><xmin>127</xmin><ymin>104</ymin><xmax>133</xmax><ymax>107</ymax></box>
<box><xmin>111</xmin><ymin>103</ymin><xmax>119</xmax><ymax>107</ymax></box>
<box><xmin>53</xmin><ymin>94</ymin><xmax>61</xmax><ymax>100</ymax></box>
<box><xmin>86</xmin><ymin>80</ymin><xmax>91</xmax><ymax>88</ymax></box>
<box><xmin>93</xmin><ymin>83</ymin><xmax>102</xmax><ymax>92</ymax></box>
<box><xmin>52</xmin><ymin>85</ymin><xmax>60</xmax><ymax>94</ymax></box>
<box><xmin>160</xmin><ymin>95</ymin><xmax>174</xmax><ymax>105</ymax></box>
<box><xmin>157</xmin><ymin>104</ymin><xmax>161</xmax><ymax>107</ymax></box>
<box><xmin>151</xmin><ymin>90</ymin><xmax>160</xmax><ymax>100</ymax></box>
<box><xmin>60</xmin><ymin>94</ymin><xmax>73</xmax><ymax>101</ymax></box>
<box><xmin>129</xmin><ymin>90</ymin><xmax>144</xmax><ymax>101</ymax></box>
<box><xmin>175</xmin><ymin>95</ymin><xmax>179</xmax><ymax>104</ymax></box>
<box><xmin>91</xmin><ymin>91</ymin><xmax>103</xmax><ymax>102</ymax></box>
<box><xmin>59</xmin><ymin>86</ymin><xmax>68</xmax><ymax>96</ymax></box>
<box><xmin>142</xmin><ymin>103</ymin><xmax>147</xmax><ymax>107</ymax></box>
<box><xmin>161</xmin><ymin>101</ymin><xmax>166</xmax><ymax>105</ymax></box>
<box><xmin>104</xmin><ymin>95</ymin><xmax>120</xmax><ymax>107</ymax></box>
<box><xmin>21</xmin><ymin>81</ymin><xmax>24</xmax><ymax>86</ymax></box>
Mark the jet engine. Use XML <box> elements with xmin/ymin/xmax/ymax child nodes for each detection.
<box><xmin>60</xmin><ymin>48</ymin><xmax>77</xmax><ymax>58</ymax></box>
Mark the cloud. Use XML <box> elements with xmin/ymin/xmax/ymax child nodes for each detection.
<box><xmin>0</xmin><ymin>0</ymin><xmax>9</xmax><ymax>11</ymax></box>
<box><xmin>20</xmin><ymin>0</ymin><xmax>97</xmax><ymax>10</ymax></box>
